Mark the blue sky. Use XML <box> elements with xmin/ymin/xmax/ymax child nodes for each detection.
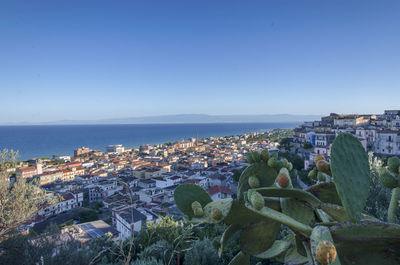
<box><xmin>1</xmin><ymin>0</ymin><xmax>399</xmax><ymax>123</ymax></box>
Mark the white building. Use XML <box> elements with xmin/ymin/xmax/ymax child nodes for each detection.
<box><xmin>113</xmin><ymin>205</ymin><xmax>147</xmax><ymax>240</ymax></box>
<box><xmin>38</xmin><ymin>193</ymin><xmax>77</xmax><ymax>218</ymax></box>
<box><xmin>107</xmin><ymin>145</ymin><xmax>125</xmax><ymax>154</ymax></box>
<box><xmin>374</xmin><ymin>130</ymin><xmax>400</xmax><ymax>155</ymax></box>
<box><xmin>207</xmin><ymin>186</ymin><xmax>233</xmax><ymax>201</ymax></box>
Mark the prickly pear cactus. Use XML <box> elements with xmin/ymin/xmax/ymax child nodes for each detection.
<box><xmin>173</xmin><ymin>141</ymin><xmax>400</xmax><ymax>265</ymax></box>
<box><xmin>174</xmin><ymin>183</ymin><xmax>212</xmax><ymax>218</ymax></box>
<box><xmin>330</xmin><ymin>133</ymin><xmax>370</xmax><ymax>221</ymax></box>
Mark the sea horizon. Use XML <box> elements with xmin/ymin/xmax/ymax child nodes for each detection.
<box><xmin>0</xmin><ymin>122</ymin><xmax>298</xmax><ymax>161</ymax></box>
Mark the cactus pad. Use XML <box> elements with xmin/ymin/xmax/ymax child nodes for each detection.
<box><xmin>238</xmin><ymin>162</ymin><xmax>277</xmax><ymax>200</ymax></box>
<box><xmin>254</xmin><ymin>187</ymin><xmax>321</xmax><ymax>207</ymax></box>
<box><xmin>254</xmin><ymin>238</ymin><xmax>291</xmax><ymax>259</ymax></box>
<box><xmin>203</xmin><ymin>198</ymin><xmax>233</xmax><ymax>223</ymax></box>
<box><xmin>240</xmin><ymin>220</ymin><xmax>280</xmax><ymax>255</ymax></box>
<box><xmin>174</xmin><ymin>184</ymin><xmax>212</xmax><ymax>218</ymax></box>
<box><xmin>330</xmin><ymin>133</ymin><xmax>370</xmax><ymax>222</ymax></box>
<box><xmin>387</xmin><ymin>156</ymin><xmax>400</xmax><ymax>175</ymax></box>
<box><xmin>320</xmin><ymin>203</ymin><xmax>378</xmax><ymax>222</ymax></box>
<box><xmin>305</xmin><ymin>182</ymin><xmax>342</xmax><ymax>206</ymax></box>
<box><xmin>329</xmin><ymin>220</ymin><xmax>400</xmax><ymax>265</ymax></box>
<box><xmin>378</xmin><ymin>167</ymin><xmax>399</xmax><ymax>189</ymax></box>
<box><xmin>219</xmin><ymin>224</ymin><xmax>241</xmax><ymax>257</ymax></box>
<box><xmin>227</xmin><ymin>251</ymin><xmax>250</xmax><ymax>265</ymax></box>
<box><xmin>280</xmin><ymin>198</ymin><xmax>315</xmax><ymax>226</ymax></box>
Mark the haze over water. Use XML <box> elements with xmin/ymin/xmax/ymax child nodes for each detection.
<box><xmin>0</xmin><ymin>123</ymin><xmax>298</xmax><ymax>161</ymax></box>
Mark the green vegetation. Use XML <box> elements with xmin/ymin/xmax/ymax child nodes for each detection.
<box><xmin>303</xmin><ymin>141</ymin><xmax>313</xmax><ymax>149</ymax></box>
<box><xmin>174</xmin><ymin>134</ymin><xmax>400</xmax><ymax>265</ymax></box>
<box><xmin>3</xmin><ymin>135</ymin><xmax>400</xmax><ymax>265</ymax></box>
<box><xmin>0</xmin><ymin>216</ymin><xmax>227</xmax><ymax>265</ymax></box>
<box><xmin>268</xmin><ymin>129</ymin><xmax>293</xmax><ymax>143</ymax></box>
<box><xmin>0</xmin><ymin>149</ymin><xmax>58</xmax><ymax>240</ymax></box>
<box><xmin>78</xmin><ymin>210</ymin><xmax>99</xmax><ymax>223</ymax></box>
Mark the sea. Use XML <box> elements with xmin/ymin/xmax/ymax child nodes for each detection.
<box><xmin>0</xmin><ymin>123</ymin><xmax>299</xmax><ymax>161</ymax></box>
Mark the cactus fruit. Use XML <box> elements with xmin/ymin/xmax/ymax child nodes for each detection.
<box><xmin>211</xmin><ymin>208</ymin><xmax>223</xmax><ymax>221</ymax></box>
<box><xmin>251</xmin><ymin>191</ymin><xmax>264</xmax><ymax>210</ymax></box>
<box><xmin>191</xmin><ymin>201</ymin><xmax>202</xmax><ymax>210</ymax></box>
<box><xmin>246</xmin><ymin>153</ymin><xmax>255</xmax><ymax>164</ymax></box>
<box><xmin>315</xmin><ymin>240</ymin><xmax>337</xmax><ymax>265</ymax></box>
<box><xmin>281</xmin><ymin>158</ymin><xmax>289</xmax><ymax>168</ymax></box>
<box><xmin>191</xmin><ymin>201</ymin><xmax>204</xmax><ymax>217</ymax></box>
<box><xmin>268</xmin><ymin>157</ymin><xmax>278</xmax><ymax>168</ymax></box>
<box><xmin>316</xmin><ymin>160</ymin><xmax>330</xmax><ymax>174</ymax></box>
<box><xmin>193</xmin><ymin>207</ymin><xmax>204</xmax><ymax>217</ymax></box>
<box><xmin>287</xmin><ymin>162</ymin><xmax>293</xmax><ymax>171</ymax></box>
<box><xmin>248</xmin><ymin>176</ymin><xmax>260</xmax><ymax>188</ymax></box>
<box><xmin>378</xmin><ymin>168</ymin><xmax>399</xmax><ymax>189</ymax></box>
<box><xmin>277</xmin><ymin>173</ymin><xmax>290</xmax><ymax>188</ymax></box>
<box><xmin>315</xmin><ymin>155</ymin><xmax>325</xmax><ymax>164</ymax></box>
<box><xmin>387</xmin><ymin>156</ymin><xmax>400</xmax><ymax>175</ymax></box>
<box><xmin>308</xmin><ymin>168</ymin><xmax>317</xmax><ymax>179</ymax></box>
<box><xmin>261</xmin><ymin>150</ymin><xmax>270</xmax><ymax>162</ymax></box>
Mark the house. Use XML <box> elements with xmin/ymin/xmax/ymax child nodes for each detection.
<box><xmin>305</xmin><ymin>131</ymin><xmax>316</xmax><ymax>145</ymax></box>
<box><xmin>355</xmin><ymin>127</ymin><xmax>377</xmax><ymax>151</ymax></box>
<box><xmin>38</xmin><ymin>170</ymin><xmax>64</xmax><ymax>186</ymax></box>
<box><xmin>16</xmin><ymin>166</ymin><xmax>37</xmax><ymax>179</ymax></box>
<box><xmin>207</xmin><ymin>186</ymin><xmax>233</xmax><ymax>200</ymax></box>
<box><xmin>71</xmin><ymin>190</ymin><xmax>84</xmax><ymax>207</ymax></box>
<box><xmin>38</xmin><ymin>192</ymin><xmax>77</xmax><ymax>218</ymax></box>
<box><xmin>314</xmin><ymin>132</ymin><xmax>335</xmax><ymax>147</ymax></box>
<box><xmin>62</xmin><ymin>169</ymin><xmax>75</xmax><ymax>182</ymax></box>
<box><xmin>138</xmin><ymin>179</ymin><xmax>156</xmax><ymax>189</ymax></box>
<box><xmin>374</xmin><ymin>130</ymin><xmax>400</xmax><ymax>155</ymax></box>
<box><xmin>293</xmin><ymin>128</ymin><xmax>307</xmax><ymax>144</ymax></box>
<box><xmin>113</xmin><ymin>205</ymin><xmax>147</xmax><ymax>239</ymax></box>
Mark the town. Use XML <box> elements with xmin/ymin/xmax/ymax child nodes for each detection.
<box><xmin>6</xmin><ymin>109</ymin><xmax>400</xmax><ymax>244</ymax></box>
<box><xmin>293</xmin><ymin>109</ymin><xmax>400</xmax><ymax>169</ymax></box>
<box><xmin>8</xmin><ymin>129</ymin><xmax>287</xmax><ymax>242</ymax></box>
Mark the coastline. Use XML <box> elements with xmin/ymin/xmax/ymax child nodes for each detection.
<box><xmin>0</xmin><ymin>123</ymin><xmax>297</xmax><ymax>161</ymax></box>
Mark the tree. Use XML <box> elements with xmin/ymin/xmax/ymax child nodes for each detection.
<box><xmin>278</xmin><ymin>138</ymin><xmax>291</xmax><ymax>152</ymax></box>
<box><xmin>0</xmin><ymin>149</ymin><xmax>54</xmax><ymax>240</ymax></box>
<box><xmin>303</xmin><ymin>142</ymin><xmax>313</xmax><ymax>149</ymax></box>
<box><xmin>78</xmin><ymin>210</ymin><xmax>99</xmax><ymax>223</ymax></box>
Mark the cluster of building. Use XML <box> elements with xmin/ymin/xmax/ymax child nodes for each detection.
<box><xmin>293</xmin><ymin>110</ymin><xmax>400</xmax><ymax>168</ymax></box>
<box><xmin>10</xmin><ymin>131</ymin><xmax>283</xmax><ymax>242</ymax></box>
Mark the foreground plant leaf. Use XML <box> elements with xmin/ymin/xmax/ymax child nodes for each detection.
<box><xmin>174</xmin><ymin>184</ymin><xmax>212</xmax><ymax>218</ymax></box>
<box><xmin>330</xmin><ymin>134</ymin><xmax>370</xmax><ymax>222</ymax></box>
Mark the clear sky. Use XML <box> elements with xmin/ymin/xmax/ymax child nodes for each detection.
<box><xmin>1</xmin><ymin>0</ymin><xmax>399</xmax><ymax>123</ymax></box>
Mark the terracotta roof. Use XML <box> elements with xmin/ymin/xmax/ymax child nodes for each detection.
<box><xmin>19</xmin><ymin>166</ymin><xmax>36</xmax><ymax>172</ymax></box>
<box><xmin>62</xmin><ymin>193</ymin><xmax>75</xmax><ymax>200</ymax></box>
<box><xmin>207</xmin><ymin>186</ymin><xmax>233</xmax><ymax>196</ymax></box>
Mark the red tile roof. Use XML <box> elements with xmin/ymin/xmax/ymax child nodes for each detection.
<box><xmin>19</xmin><ymin>166</ymin><xmax>36</xmax><ymax>172</ymax></box>
<box><xmin>207</xmin><ymin>186</ymin><xmax>233</xmax><ymax>196</ymax></box>
<box><xmin>62</xmin><ymin>193</ymin><xmax>75</xmax><ymax>200</ymax></box>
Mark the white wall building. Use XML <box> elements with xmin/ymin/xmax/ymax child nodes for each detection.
<box><xmin>113</xmin><ymin>206</ymin><xmax>147</xmax><ymax>240</ymax></box>
<box><xmin>107</xmin><ymin>145</ymin><xmax>125</xmax><ymax>154</ymax></box>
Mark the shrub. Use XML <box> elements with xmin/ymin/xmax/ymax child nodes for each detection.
<box><xmin>183</xmin><ymin>238</ymin><xmax>218</xmax><ymax>265</ymax></box>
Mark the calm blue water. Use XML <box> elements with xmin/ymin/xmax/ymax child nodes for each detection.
<box><xmin>0</xmin><ymin>123</ymin><xmax>298</xmax><ymax>161</ymax></box>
